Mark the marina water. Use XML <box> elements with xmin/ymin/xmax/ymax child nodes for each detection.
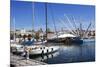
<box><xmin>29</xmin><ymin>39</ymin><xmax>95</xmax><ymax>64</ymax></box>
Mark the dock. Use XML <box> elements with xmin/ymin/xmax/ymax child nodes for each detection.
<box><xmin>10</xmin><ymin>53</ymin><xmax>47</xmax><ymax>67</ymax></box>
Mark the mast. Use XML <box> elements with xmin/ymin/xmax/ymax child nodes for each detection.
<box><xmin>64</xmin><ymin>14</ymin><xmax>76</xmax><ymax>35</ymax></box>
<box><xmin>32</xmin><ymin>3</ymin><xmax>34</xmax><ymax>36</ymax></box>
<box><xmin>83</xmin><ymin>22</ymin><xmax>92</xmax><ymax>38</ymax></box>
<box><xmin>13</xmin><ymin>18</ymin><xmax>16</xmax><ymax>42</ymax></box>
<box><xmin>50</xmin><ymin>5</ymin><xmax>58</xmax><ymax>38</ymax></box>
<box><xmin>79</xmin><ymin>19</ymin><xmax>83</xmax><ymax>38</ymax></box>
<box><xmin>72</xmin><ymin>16</ymin><xmax>79</xmax><ymax>35</ymax></box>
<box><xmin>45</xmin><ymin>3</ymin><xmax>48</xmax><ymax>39</ymax></box>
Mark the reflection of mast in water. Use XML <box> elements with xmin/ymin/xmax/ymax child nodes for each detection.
<box><xmin>35</xmin><ymin>51</ymin><xmax>59</xmax><ymax>61</ymax></box>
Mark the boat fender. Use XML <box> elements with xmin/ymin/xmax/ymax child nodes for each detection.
<box><xmin>47</xmin><ymin>49</ymin><xmax>49</xmax><ymax>53</ymax></box>
<box><xmin>42</xmin><ymin>50</ymin><xmax>44</xmax><ymax>55</ymax></box>
<box><xmin>51</xmin><ymin>48</ymin><xmax>53</xmax><ymax>52</ymax></box>
<box><xmin>43</xmin><ymin>47</ymin><xmax>45</xmax><ymax>49</ymax></box>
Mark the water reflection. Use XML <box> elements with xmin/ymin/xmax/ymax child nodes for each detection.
<box><xmin>42</xmin><ymin>41</ymin><xmax>95</xmax><ymax>64</ymax></box>
<box><xmin>30</xmin><ymin>51</ymin><xmax>60</xmax><ymax>62</ymax></box>
<box><xmin>28</xmin><ymin>40</ymin><xmax>95</xmax><ymax>64</ymax></box>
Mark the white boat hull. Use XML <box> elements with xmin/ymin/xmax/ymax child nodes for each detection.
<box><xmin>11</xmin><ymin>44</ymin><xmax>59</xmax><ymax>55</ymax></box>
<box><xmin>27</xmin><ymin>46</ymin><xmax>59</xmax><ymax>55</ymax></box>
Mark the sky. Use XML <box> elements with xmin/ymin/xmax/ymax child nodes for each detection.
<box><xmin>10</xmin><ymin>0</ymin><xmax>95</xmax><ymax>31</ymax></box>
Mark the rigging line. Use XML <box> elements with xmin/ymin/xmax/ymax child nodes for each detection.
<box><xmin>83</xmin><ymin>21</ymin><xmax>92</xmax><ymax>38</ymax></box>
<box><xmin>60</xmin><ymin>19</ymin><xmax>76</xmax><ymax>35</ymax></box>
<box><xmin>64</xmin><ymin>14</ymin><xmax>75</xmax><ymax>30</ymax></box>
<box><xmin>49</xmin><ymin>4</ymin><xmax>58</xmax><ymax>38</ymax></box>
<box><xmin>79</xmin><ymin>22</ymin><xmax>83</xmax><ymax>38</ymax></box>
<box><xmin>58</xmin><ymin>19</ymin><xmax>68</xmax><ymax>30</ymax></box>
<box><xmin>45</xmin><ymin>3</ymin><xmax>48</xmax><ymax>39</ymax></box>
<box><xmin>72</xmin><ymin>16</ymin><xmax>79</xmax><ymax>35</ymax></box>
<box><xmin>78</xmin><ymin>18</ymin><xmax>84</xmax><ymax>37</ymax></box>
<box><xmin>69</xmin><ymin>18</ymin><xmax>79</xmax><ymax>36</ymax></box>
<box><xmin>59</xmin><ymin>19</ymin><xmax>75</xmax><ymax>35</ymax></box>
<box><xmin>72</xmin><ymin>16</ymin><xmax>77</xmax><ymax>30</ymax></box>
<box><xmin>72</xmin><ymin>16</ymin><xmax>81</xmax><ymax>36</ymax></box>
<box><xmin>32</xmin><ymin>3</ymin><xmax>35</xmax><ymax>35</ymax></box>
<box><xmin>78</xmin><ymin>17</ymin><xmax>84</xmax><ymax>38</ymax></box>
<box><xmin>91</xmin><ymin>21</ymin><xmax>95</xmax><ymax>30</ymax></box>
<box><xmin>64</xmin><ymin>14</ymin><xmax>77</xmax><ymax>35</ymax></box>
<box><xmin>61</xmin><ymin>17</ymin><xmax>71</xmax><ymax>30</ymax></box>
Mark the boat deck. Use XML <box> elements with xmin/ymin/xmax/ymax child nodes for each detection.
<box><xmin>10</xmin><ymin>53</ymin><xmax>47</xmax><ymax>67</ymax></box>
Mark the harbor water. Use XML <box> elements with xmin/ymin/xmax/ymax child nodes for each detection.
<box><xmin>29</xmin><ymin>39</ymin><xmax>95</xmax><ymax>64</ymax></box>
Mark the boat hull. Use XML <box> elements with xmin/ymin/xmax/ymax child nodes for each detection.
<box><xmin>29</xmin><ymin>46</ymin><xmax>59</xmax><ymax>55</ymax></box>
<box><xmin>47</xmin><ymin>38</ymin><xmax>83</xmax><ymax>44</ymax></box>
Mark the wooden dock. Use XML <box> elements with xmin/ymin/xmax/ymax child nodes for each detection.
<box><xmin>10</xmin><ymin>53</ymin><xmax>47</xmax><ymax>67</ymax></box>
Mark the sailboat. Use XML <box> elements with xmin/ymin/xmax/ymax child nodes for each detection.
<box><xmin>46</xmin><ymin>7</ymin><xmax>83</xmax><ymax>44</ymax></box>
<box><xmin>11</xmin><ymin>3</ymin><xmax>59</xmax><ymax>55</ymax></box>
<box><xmin>47</xmin><ymin>33</ymin><xmax>83</xmax><ymax>44</ymax></box>
<box><xmin>26</xmin><ymin>3</ymin><xmax>59</xmax><ymax>55</ymax></box>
